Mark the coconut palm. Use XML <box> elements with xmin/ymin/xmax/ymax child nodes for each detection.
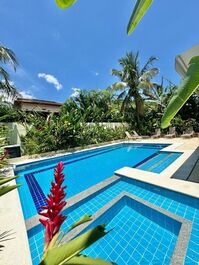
<box><xmin>109</xmin><ymin>51</ymin><xmax>159</xmax><ymax>124</ymax></box>
<box><xmin>0</xmin><ymin>45</ymin><xmax>19</xmax><ymax>98</ymax></box>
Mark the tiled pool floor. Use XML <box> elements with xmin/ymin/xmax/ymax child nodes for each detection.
<box><xmin>28</xmin><ymin>178</ymin><xmax>199</xmax><ymax>265</ymax></box>
<box><xmin>82</xmin><ymin>205</ymin><xmax>178</xmax><ymax>265</ymax></box>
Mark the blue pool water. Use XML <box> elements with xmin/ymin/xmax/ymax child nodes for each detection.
<box><xmin>15</xmin><ymin>142</ymin><xmax>197</xmax><ymax>265</ymax></box>
<box><xmin>28</xmin><ymin>178</ymin><xmax>199</xmax><ymax>265</ymax></box>
<box><xmin>16</xmin><ymin>143</ymin><xmax>181</xmax><ymax>219</ymax></box>
<box><xmin>81</xmin><ymin>196</ymin><xmax>181</xmax><ymax>265</ymax></box>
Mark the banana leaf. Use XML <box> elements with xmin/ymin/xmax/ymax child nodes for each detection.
<box><xmin>0</xmin><ymin>184</ymin><xmax>21</xmax><ymax>197</ymax></box>
<box><xmin>64</xmin><ymin>255</ymin><xmax>116</xmax><ymax>264</ymax></box>
<box><xmin>127</xmin><ymin>0</ymin><xmax>153</xmax><ymax>35</ymax></box>
<box><xmin>39</xmin><ymin>225</ymin><xmax>111</xmax><ymax>265</ymax></box>
<box><xmin>69</xmin><ymin>214</ymin><xmax>92</xmax><ymax>231</ymax></box>
<box><xmin>0</xmin><ymin>175</ymin><xmax>18</xmax><ymax>186</ymax></box>
<box><xmin>56</xmin><ymin>0</ymin><xmax>76</xmax><ymax>9</ymax></box>
<box><xmin>161</xmin><ymin>56</ymin><xmax>199</xmax><ymax>128</ymax></box>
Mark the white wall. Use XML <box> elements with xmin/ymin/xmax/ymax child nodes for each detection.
<box><xmin>0</xmin><ymin>122</ymin><xmax>26</xmax><ymax>145</ymax></box>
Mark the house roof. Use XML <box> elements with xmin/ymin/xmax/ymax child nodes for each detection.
<box><xmin>15</xmin><ymin>98</ymin><xmax>63</xmax><ymax>106</ymax></box>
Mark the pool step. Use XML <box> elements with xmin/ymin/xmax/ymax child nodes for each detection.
<box><xmin>134</xmin><ymin>152</ymin><xmax>181</xmax><ymax>173</ymax></box>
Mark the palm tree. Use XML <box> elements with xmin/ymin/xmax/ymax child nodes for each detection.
<box><xmin>109</xmin><ymin>51</ymin><xmax>159</xmax><ymax>125</ymax></box>
<box><xmin>0</xmin><ymin>45</ymin><xmax>19</xmax><ymax>98</ymax></box>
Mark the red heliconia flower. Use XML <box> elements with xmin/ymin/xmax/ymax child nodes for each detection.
<box><xmin>39</xmin><ymin>161</ymin><xmax>67</xmax><ymax>252</ymax></box>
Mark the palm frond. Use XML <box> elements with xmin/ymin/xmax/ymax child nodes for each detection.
<box><xmin>108</xmin><ymin>82</ymin><xmax>127</xmax><ymax>91</ymax></box>
<box><xmin>0</xmin><ymin>46</ymin><xmax>18</xmax><ymax>71</ymax></box>
<box><xmin>0</xmin><ymin>67</ymin><xmax>10</xmax><ymax>81</ymax></box>
<box><xmin>141</xmin><ymin>56</ymin><xmax>158</xmax><ymax>74</ymax></box>
<box><xmin>0</xmin><ymin>80</ymin><xmax>19</xmax><ymax>99</ymax></box>
<box><xmin>140</xmin><ymin>68</ymin><xmax>159</xmax><ymax>80</ymax></box>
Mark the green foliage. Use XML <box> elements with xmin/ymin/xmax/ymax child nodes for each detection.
<box><xmin>127</xmin><ymin>0</ymin><xmax>153</xmax><ymax>35</ymax></box>
<box><xmin>0</xmin><ymin>45</ymin><xmax>19</xmax><ymax>98</ymax></box>
<box><xmin>56</xmin><ymin>0</ymin><xmax>76</xmax><ymax>9</ymax></box>
<box><xmin>61</xmin><ymin>90</ymin><xmax>124</xmax><ymax>122</ymax></box>
<box><xmin>22</xmin><ymin>115</ymin><xmax>126</xmax><ymax>155</ymax></box>
<box><xmin>55</xmin><ymin>0</ymin><xmax>152</xmax><ymax>36</ymax></box>
<box><xmin>40</xmin><ymin>225</ymin><xmax>114</xmax><ymax>265</ymax></box>
<box><xmin>110</xmin><ymin>51</ymin><xmax>159</xmax><ymax>127</ymax></box>
<box><xmin>161</xmin><ymin>56</ymin><xmax>199</xmax><ymax>128</ymax></box>
<box><xmin>0</xmin><ymin>125</ymin><xmax>20</xmax><ymax>197</ymax></box>
<box><xmin>69</xmin><ymin>214</ymin><xmax>92</xmax><ymax>231</ymax></box>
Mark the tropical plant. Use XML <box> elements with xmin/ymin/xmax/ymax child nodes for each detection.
<box><xmin>0</xmin><ymin>46</ymin><xmax>19</xmax><ymax>98</ymax></box>
<box><xmin>161</xmin><ymin>56</ymin><xmax>199</xmax><ymax>128</ymax></box>
<box><xmin>21</xmin><ymin>111</ymin><xmax>126</xmax><ymax>155</ymax></box>
<box><xmin>55</xmin><ymin>0</ymin><xmax>152</xmax><ymax>36</ymax></box>
<box><xmin>39</xmin><ymin>162</ymin><xmax>115</xmax><ymax>265</ymax></box>
<box><xmin>0</xmin><ymin>125</ymin><xmax>20</xmax><ymax>196</ymax></box>
<box><xmin>62</xmin><ymin>90</ymin><xmax>124</xmax><ymax>122</ymax></box>
<box><xmin>109</xmin><ymin>51</ymin><xmax>159</xmax><ymax>126</ymax></box>
<box><xmin>125</xmin><ymin>2</ymin><xmax>199</xmax><ymax>127</ymax></box>
<box><xmin>0</xmin><ymin>125</ymin><xmax>20</xmax><ymax>250</ymax></box>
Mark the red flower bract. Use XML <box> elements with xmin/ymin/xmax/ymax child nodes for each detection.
<box><xmin>39</xmin><ymin>161</ymin><xmax>67</xmax><ymax>251</ymax></box>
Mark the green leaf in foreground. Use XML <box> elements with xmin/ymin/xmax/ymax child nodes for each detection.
<box><xmin>161</xmin><ymin>56</ymin><xmax>199</xmax><ymax>128</ymax></box>
<box><xmin>56</xmin><ymin>0</ymin><xmax>77</xmax><ymax>9</ymax></box>
<box><xmin>0</xmin><ymin>184</ymin><xmax>21</xmax><ymax>197</ymax></box>
<box><xmin>0</xmin><ymin>175</ymin><xmax>18</xmax><ymax>186</ymax></box>
<box><xmin>69</xmin><ymin>214</ymin><xmax>92</xmax><ymax>231</ymax></box>
<box><xmin>39</xmin><ymin>225</ymin><xmax>113</xmax><ymax>265</ymax></box>
<box><xmin>127</xmin><ymin>0</ymin><xmax>153</xmax><ymax>35</ymax></box>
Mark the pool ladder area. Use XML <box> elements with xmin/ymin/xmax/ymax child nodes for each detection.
<box><xmin>134</xmin><ymin>151</ymin><xmax>181</xmax><ymax>174</ymax></box>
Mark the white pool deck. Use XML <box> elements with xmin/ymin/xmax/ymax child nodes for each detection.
<box><xmin>0</xmin><ymin>137</ymin><xmax>199</xmax><ymax>265</ymax></box>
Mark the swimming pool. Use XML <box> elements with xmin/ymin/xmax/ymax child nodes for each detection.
<box><xmin>28</xmin><ymin>178</ymin><xmax>199</xmax><ymax>265</ymax></box>
<box><xmin>15</xmin><ymin>143</ymin><xmax>181</xmax><ymax>219</ymax></box>
<box><xmin>14</xmin><ymin>142</ymin><xmax>199</xmax><ymax>265</ymax></box>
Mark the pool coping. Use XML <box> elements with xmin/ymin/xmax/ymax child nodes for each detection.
<box><xmin>60</xmin><ymin>192</ymin><xmax>192</xmax><ymax>265</ymax></box>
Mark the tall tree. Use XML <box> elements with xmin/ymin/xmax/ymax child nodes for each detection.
<box><xmin>0</xmin><ymin>45</ymin><xmax>19</xmax><ymax>98</ymax></box>
<box><xmin>110</xmin><ymin>51</ymin><xmax>159</xmax><ymax>125</ymax></box>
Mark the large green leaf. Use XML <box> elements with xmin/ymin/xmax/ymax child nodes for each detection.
<box><xmin>0</xmin><ymin>175</ymin><xmax>18</xmax><ymax>186</ymax></box>
<box><xmin>0</xmin><ymin>184</ymin><xmax>21</xmax><ymax>197</ymax></box>
<box><xmin>127</xmin><ymin>0</ymin><xmax>153</xmax><ymax>35</ymax></box>
<box><xmin>69</xmin><ymin>214</ymin><xmax>92</xmax><ymax>231</ymax></box>
<box><xmin>56</xmin><ymin>0</ymin><xmax>77</xmax><ymax>9</ymax></box>
<box><xmin>64</xmin><ymin>255</ymin><xmax>116</xmax><ymax>264</ymax></box>
<box><xmin>161</xmin><ymin>56</ymin><xmax>199</xmax><ymax>128</ymax></box>
<box><xmin>39</xmin><ymin>225</ymin><xmax>110</xmax><ymax>265</ymax></box>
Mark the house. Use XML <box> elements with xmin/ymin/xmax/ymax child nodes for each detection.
<box><xmin>14</xmin><ymin>98</ymin><xmax>63</xmax><ymax>113</ymax></box>
<box><xmin>175</xmin><ymin>43</ymin><xmax>199</xmax><ymax>77</ymax></box>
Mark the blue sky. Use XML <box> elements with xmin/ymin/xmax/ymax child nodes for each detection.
<box><xmin>0</xmin><ymin>0</ymin><xmax>198</xmax><ymax>102</ymax></box>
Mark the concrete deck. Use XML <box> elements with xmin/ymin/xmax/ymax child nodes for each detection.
<box><xmin>115</xmin><ymin>137</ymin><xmax>199</xmax><ymax>198</ymax></box>
<box><xmin>0</xmin><ymin>169</ymin><xmax>32</xmax><ymax>265</ymax></box>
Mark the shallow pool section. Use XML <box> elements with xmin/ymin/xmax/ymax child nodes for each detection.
<box><xmin>15</xmin><ymin>143</ymin><xmax>182</xmax><ymax>219</ymax></box>
<box><xmin>80</xmin><ymin>194</ymin><xmax>190</xmax><ymax>265</ymax></box>
<box><xmin>135</xmin><ymin>151</ymin><xmax>182</xmax><ymax>173</ymax></box>
<box><xmin>28</xmin><ymin>178</ymin><xmax>199</xmax><ymax>265</ymax></box>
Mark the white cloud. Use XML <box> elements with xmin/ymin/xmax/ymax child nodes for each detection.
<box><xmin>19</xmin><ymin>90</ymin><xmax>34</xmax><ymax>99</ymax></box>
<box><xmin>70</xmin><ymin>88</ymin><xmax>81</xmax><ymax>98</ymax></box>
<box><xmin>38</xmin><ymin>73</ymin><xmax>63</xmax><ymax>91</ymax></box>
